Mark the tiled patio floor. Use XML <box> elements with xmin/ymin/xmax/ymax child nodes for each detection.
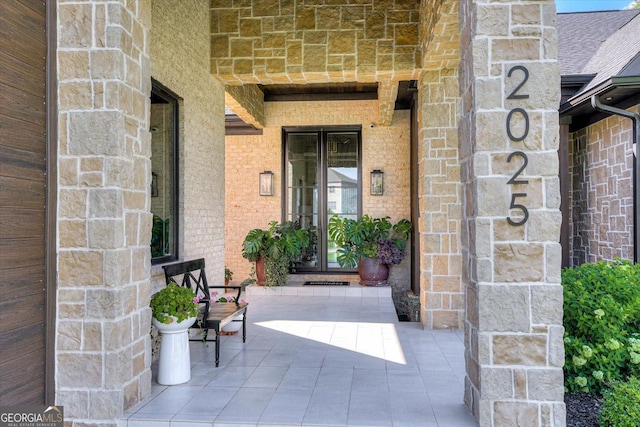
<box><xmin>120</xmin><ymin>287</ymin><xmax>477</xmax><ymax>427</ymax></box>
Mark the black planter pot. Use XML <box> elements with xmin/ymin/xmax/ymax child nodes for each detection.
<box><xmin>358</xmin><ymin>257</ymin><xmax>389</xmax><ymax>286</ymax></box>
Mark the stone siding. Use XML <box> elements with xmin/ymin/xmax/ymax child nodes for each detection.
<box><xmin>568</xmin><ymin>106</ymin><xmax>638</xmax><ymax>265</ymax></box>
<box><xmin>56</xmin><ymin>0</ymin><xmax>226</xmax><ymax>425</ymax></box>
<box><xmin>459</xmin><ymin>0</ymin><xmax>565</xmax><ymax>425</ymax></box>
<box><xmin>56</xmin><ymin>0</ymin><xmax>152</xmax><ymax>424</ymax></box>
<box><xmin>210</xmin><ymin>0</ymin><xmax>420</xmax><ymax>84</ymax></box>
<box><xmin>418</xmin><ymin>0</ymin><xmax>463</xmax><ymax>330</ymax></box>
<box><xmin>225</xmin><ymin>101</ymin><xmax>411</xmax><ymax>289</ymax></box>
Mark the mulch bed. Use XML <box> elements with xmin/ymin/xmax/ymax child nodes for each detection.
<box><xmin>565</xmin><ymin>393</ymin><xmax>603</xmax><ymax>427</ymax></box>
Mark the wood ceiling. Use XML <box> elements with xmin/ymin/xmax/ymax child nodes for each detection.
<box><xmin>225</xmin><ymin>81</ymin><xmax>416</xmax><ymax>135</ymax></box>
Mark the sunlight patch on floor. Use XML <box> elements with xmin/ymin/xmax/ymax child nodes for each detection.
<box><xmin>255</xmin><ymin>320</ymin><xmax>407</xmax><ymax>364</ymax></box>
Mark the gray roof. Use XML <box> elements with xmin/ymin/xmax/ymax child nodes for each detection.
<box><xmin>557</xmin><ymin>10</ymin><xmax>640</xmax><ymax>75</ymax></box>
<box><xmin>580</xmin><ymin>13</ymin><xmax>640</xmax><ymax>93</ymax></box>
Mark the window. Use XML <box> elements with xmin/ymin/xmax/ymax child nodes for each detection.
<box><xmin>150</xmin><ymin>81</ymin><xmax>179</xmax><ymax>264</ymax></box>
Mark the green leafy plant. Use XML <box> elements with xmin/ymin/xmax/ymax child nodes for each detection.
<box><xmin>563</xmin><ymin>259</ymin><xmax>640</xmax><ymax>394</ymax></box>
<box><xmin>150</xmin><ymin>282</ymin><xmax>199</xmax><ymax>324</ymax></box>
<box><xmin>241</xmin><ymin>221</ymin><xmax>310</xmax><ymax>286</ymax></box>
<box><xmin>599</xmin><ymin>376</ymin><xmax>640</xmax><ymax>427</ymax></box>
<box><xmin>225</xmin><ymin>266</ymin><xmax>233</xmax><ymax>282</ymax></box>
<box><xmin>327</xmin><ymin>215</ymin><xmax>411</xmax><ymax>268</ymax></box>
<box><xmin>150</xmin><ymin>214</ymin><xmax>170</xmax><ymax>257</ymax></box>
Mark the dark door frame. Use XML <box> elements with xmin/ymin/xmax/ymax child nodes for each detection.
<box><xmin>410</xmin><ymin>95</ymin><xmax>420</xmax><ymax>295</ymax></box>
<box><xmin>282</xmin><ymin>126</ymin><xmax>362</xmax><ymax>273</ymax></box>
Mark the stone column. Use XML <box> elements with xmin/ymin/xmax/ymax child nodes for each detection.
<box><xmin>418</xmin><ymin>0</ymin><xmax>464</xmax><ymax>330</ymax></box>
<box><xmin>459</xmin><ymin>0</ymin><xmax>565</xmax><ymax>425</ymax></box>
<box><xmin>56</xmin><ymin>0</ymin><xmax>152</xmax><ymax>424</ymax></box>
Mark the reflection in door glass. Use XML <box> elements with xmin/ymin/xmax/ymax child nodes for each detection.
<box><xmin>326</xmin><ymin>133</ymin><xmax>358</xmax><ymax>269</ymax></box>
<box><xmin>287</xmin><ymin>134</ymin><xmax>319</xmax><ymax>268</ymax></box>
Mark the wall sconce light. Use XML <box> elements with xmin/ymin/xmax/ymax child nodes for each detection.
<box><xmin>370</xmin><ymin>169</ymin><xmax>384</xmax><ymax>195</ymax></box>
<box><xmin>259</xmin><ymin>171</ymin><xmax>274</xmax><ymax>196</ymax></box>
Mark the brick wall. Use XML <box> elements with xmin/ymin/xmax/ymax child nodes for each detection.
<box><xmin>568</xmin><ymin>106</ymin><xmax>638</xmax><ymax>265</ymax></box>
<box><xmin>150</xmin><ymin>0</ymin><xmax>227</xmax><ymax>291</ymax></box>
<box><xmin>224</xmin><ymin>101</ymin><xmax>411</xmax><ymax>287</ymax></box>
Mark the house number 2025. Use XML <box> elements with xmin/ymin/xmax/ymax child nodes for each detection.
<box><xmin>506</xmin><ymin>65</ymin><xmax>530</xmax><ymax>226</ymax></box>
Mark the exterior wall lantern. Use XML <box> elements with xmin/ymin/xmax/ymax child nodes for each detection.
<box><xmin>370</xmin><ymin>169</ymin><xmax>384</xmax><ymax>195</ymax></box>
<box><xmin>259</xmin><ymin>171</ymin><xmax>274</xmax><ymax>196</ymax></box>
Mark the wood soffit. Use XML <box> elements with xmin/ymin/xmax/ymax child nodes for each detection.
<box><xmin>225</xmin><ymin>81</ymin><xmax>416</xmax><ymax>135</ymax></box>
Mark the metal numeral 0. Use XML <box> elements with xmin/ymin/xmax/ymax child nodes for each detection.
<box><xmin>506</xmin><ymin>108</ymin><xmax>529</xmax><ymax>142</ymax></box>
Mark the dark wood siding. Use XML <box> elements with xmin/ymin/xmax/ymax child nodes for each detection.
<box><xmin>0</xmin><ymin>0</ymin><xmax>48</xmax><ymax>405</ymax></box>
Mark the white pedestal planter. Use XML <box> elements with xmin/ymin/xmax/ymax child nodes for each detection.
<box><xmin>152</xmin><ymin>316</ymin><xmax>196</xmax><ymax>385</ymax></box>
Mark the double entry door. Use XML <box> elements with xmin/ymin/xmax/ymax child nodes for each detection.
<box><xmin>284</xmin><ymin>127</ymin><xmax>361</xmax><ymax>272</ymax></box>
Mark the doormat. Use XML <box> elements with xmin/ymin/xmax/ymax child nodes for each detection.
<box><xmin>303</xmin><ymin>281</ymin><xmax>350</xmax><ymax>286</ymax></box>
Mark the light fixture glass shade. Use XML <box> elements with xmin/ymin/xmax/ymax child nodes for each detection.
<box><xmin>259</xmin><ymin>171</ymin><xmax>274</xmax><ymax>196</ymax></box>
<box><xmin>370</xmin><ymin>170</ymin><xmax>384</xmax><ymax>195</ymax></box>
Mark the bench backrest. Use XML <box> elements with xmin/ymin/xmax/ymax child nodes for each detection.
<box><xmin>162</xmin><ymin>258</ymin><xmax>244</xmax><ymax>308</ymax></box>
<box><xmin>162</xmin><ymin>258</ymin><xmax>211</xmax><ymax>304</ymax></box>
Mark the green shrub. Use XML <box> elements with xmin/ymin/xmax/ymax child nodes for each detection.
<box><xmin>563</xmin><ymin>259</ymin><xmax>640</xmax><ymax>394</ymax></box>
<box><xmin>599</xmin><ymin>377</ymin><xmax>640</xmax><ymax>427</ymax></box>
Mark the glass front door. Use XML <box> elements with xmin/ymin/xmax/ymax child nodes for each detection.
<box><xmin>284</xmin><ymin>128</ymin><xmax>361</xmax><ymax>272</ymax></box>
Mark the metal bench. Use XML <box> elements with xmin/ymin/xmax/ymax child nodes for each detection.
<box><xmin>162</xmin><ymin>258</ymin><xmax>248</xmax><ymax>367</ymax></box>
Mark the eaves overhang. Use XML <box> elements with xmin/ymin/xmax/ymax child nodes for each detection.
<box><xmin>559</xmin><ymin>74</ymin><xmax>640</xmax><ymax>132</ymax></box>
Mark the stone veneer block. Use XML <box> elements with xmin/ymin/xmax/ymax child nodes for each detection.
<box><xmin>493</xmin><ymin>334</ymin><xmax>547</xmax><ymax>366</ymax></box>
<box><xmin>478</xmin><ymin>284</ymin><xmax>530</xmax><ymax>332</ymax></box>
<box><xmin>494</xmin><ymin>401</ymin><xmax>539</xmax><ymax>426</ymax></box>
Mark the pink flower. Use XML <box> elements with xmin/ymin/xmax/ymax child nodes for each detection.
<box><xmin>193</xmin><ymin>296</ymin><xmax>200</xmax><ymax>304</ymax></box>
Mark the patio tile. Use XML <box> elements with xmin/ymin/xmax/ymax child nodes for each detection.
<box><xmin>347</xmin><ymin>389</ymin><xmax>393</xmax><ymax>426</ymax></box>
<box><xmin>120</xmin><ymin>293</ymin><xmax>476</xmax><ymax>427</ymax></box>
<box><xmin>303</xmin><ymin>387</ymin><xmax>351</xmax><ymax>426</ymax></box>
<box><xmin>279</xmin><ymin>366</ymin><xmax>321</xmax><ymax>390</ymax></box>
<box><xmin>243</xmin><ymin>366</ymin><xmax>288</xmax><ymax>388</ymax></box>
<box><xmin>387</xmin><ymin>369</ymin><xmax>427</xmax><ymax>392</ymax></box>
<box><xmin>215</xmin><ymin>387</ymin><xmax>276</xmax><ymax>423</ymax></box>
<box><xmin>177</xmin><ymin>386</ymin><xmax>238</xmax><ymax>417</ymax></box>
<box><xmin>259</xmin><ymin>388</ymin><xmax>313</xmax><ymax>424</ymax></box>
<box><xmin>389</xmin><ymin>390</ymin><xmax>437</xmax><ymax>426</ymax></box>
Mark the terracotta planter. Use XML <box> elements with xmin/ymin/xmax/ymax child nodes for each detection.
<box><xmin>255</xmin><ymin>256</ymin><xmax>266</xmax><ymax>285</ymax></box>
<box><xmin>358</xmin><ymin>257</ymin><xmax>389</xmax><ymax>286</ymax></box>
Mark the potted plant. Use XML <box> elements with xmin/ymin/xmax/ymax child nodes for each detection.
<box><xmin>225</xmin><ymin>266</ymin><xmax>233</xmax><ymax>286</ymax></box>
<box><xmin>149</xmin><ymin>281</ymin><xmax>200</xmax><ymax>385</ymax></box>
<box><xmin>150</xmin><ymin>281</ymin><xmax>200</xmax><ymax>325</ymax></box>
<box><xmin>327</xmin><ymin>214</ymin><xmax>411</xmax><ymax>286</ymax></box>
<box><xmin>242</xmin><ymin>220</ymin><xmax>310</xmax><ymax>287</ymax></box>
